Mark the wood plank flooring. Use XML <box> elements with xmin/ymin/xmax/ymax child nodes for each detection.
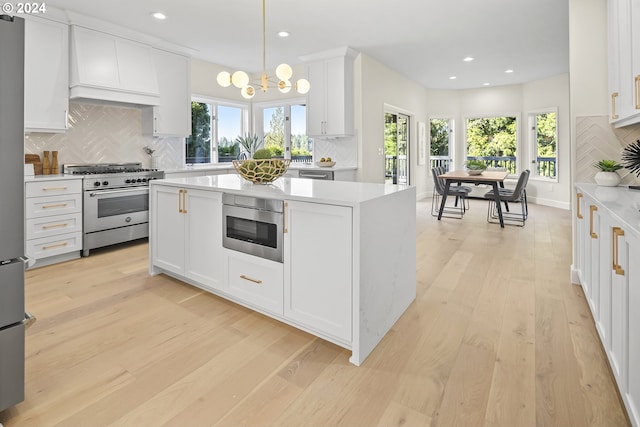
<box><xmin>0</xmin><ymin>199</ymin><xmax>630</xmax><ymax>427</ymax></box>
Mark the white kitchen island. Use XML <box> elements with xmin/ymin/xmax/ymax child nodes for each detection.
<box><xmin>149</xmin><ymin>174</ymin><xmax>416</xmax><ymax>365</ymax></box>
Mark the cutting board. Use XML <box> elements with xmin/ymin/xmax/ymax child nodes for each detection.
<box><xmin>25</xmin><ymin>154</ymin><xmax>43</xmax><ymax>175</ymax></box>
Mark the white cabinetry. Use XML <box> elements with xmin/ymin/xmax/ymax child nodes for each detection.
<box><xmin>607</xmin><ymin>0</ymin><xmax>640</xmax><ymax>126</ymax></box>
<box><xmin>306</xmin><ymin>49</ymin><xmax>356</xmax><ymax>137</ymax></box>
<box><xmin>284</xmin><ymin>200</ymin><xmax>352</xmax><ymax>342</ymax></box>
<box><xmin>69</xmin><ymin>26</ymin><xmax>159</xmax><ymax>105</ymax></box>
<box><xmin>624</xmin><ymin>230</ymin><xmax>640</xmax><ymax>426</ymax></box>
<box><xmin>25</xmin><ymin>179</ymin><xmax>82</xmax><ymax>267</ymax></box>
<box><xmin>142</xmin><ymin>49</ymin><xmax>191</xmax><ymax>137</ymax></box>
<box><xmin>225</xmin><ymin>250</ymin><xmax>283</xmax><ymax>315</ymax></box>
<box><xmin>24</xmin><ymin>16</ymin><xmax>69</xmax><ymax>133</ymax></box>
<box><xmin>151</xmin><ymin>186</ymin><xmax>223</xmax><ymax>291</ymax></box>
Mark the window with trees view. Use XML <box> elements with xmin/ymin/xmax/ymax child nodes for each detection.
<box><xmin>257</xmin><ymin>102</ymin><xmax>311</xmax><ymax>161</ymax></box>
<box><xmin>465</xmin><ymin>116</ymin><xmax>518</xmax><ymax>174</ymax></box>
<box><xmin>186</xmin><ymin>99</ymin><xmax>248</xmax><ymax>164</ymax></box>
<box><xmin>430</xmin><ymin>118</ymin><xmax>453</xmax><ymax>171</ymax></box>
<box><xmin>529</xmin><ymin>110</ymin><xmax>557</xmax><ymax>180</ymax></box>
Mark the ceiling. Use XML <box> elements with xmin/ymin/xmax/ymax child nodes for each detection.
<box><xmin>44</xmin><ymin>0</ymin><xmax>569</xmax><ymax>90</ymax></box>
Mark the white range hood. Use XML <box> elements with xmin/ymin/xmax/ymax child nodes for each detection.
<box><xmin>69</xmin><ymin>25</ymin><xmax>160</xmax><ymax>106</ymax></box>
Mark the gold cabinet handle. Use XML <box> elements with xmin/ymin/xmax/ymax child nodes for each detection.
<box><xmin>240</xmin><ymin>274</ymin><xmax>263</xmax><ymax>284</ymax></box>
<box><xmin>576</xmin><ymin>193</ymin><xmax>583</xmax><ymax>219</ymax></box>
<box><xmin>284</xmin><ymin>202</ymin><xmax>288</xmax><ymax>234</ymax></box>
<box><xmin>612</xmin><ymin>227</ymin><xmax>625</xmax><ymax>276</ymax></box>
<box><xmin>636</xmin><ymin>75</ymin><xmax>640</xmax><ymax>109</ymax></box>
<box><xmin>178</xmin><ymin>189</ymin><xmax>184</xmax><ymax>213</ymax></box>
<box><xmin>182</xmin><ymin>189</ymin><xmax>187</xmax><ymax>214</ymax></box>
<box><xmin>612</xmin><ymin>92</ymin><xmax>619</xmax><ymax>120</ymax></box>
<box><xmin>42</xmin><ymin>203</ymin><xmax>67</xmax><ymax>209</ymax></box>
<box><xmin>42</xmin><ymin>242</ymin><xmax>68</xmax><ymax>250</ymax></box>
<box><xmin>42</xmin><ymin>223</ymin><xmax>68</xmax><ymax>230</ymax></box>
<box><xmin>589</xmin><ymin>205</ymin><xmax>598</xmax><ymax>238</ymax></box>
<box><xmin>42</xmin><ymin>187</ymin><xmax>68</xmax><ymax>191</ymax></box>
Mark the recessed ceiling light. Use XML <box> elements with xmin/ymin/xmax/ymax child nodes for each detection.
<box><xmin>152</xmin><ymin>12</ymin><xmax>166</xmax><ymax>20</ymax></box>
<box><xmin>449</xmin><ymin>76</ymin><xmax>457</xmax><ymax>80</ymax></box>
<box><xmin>483</xmin><ymin>82</ymin><xmax>491</xmax><ymax>86</ymax></box>
<box><xmin>278</xmin><ymin>31</ymin><xmax>290</xmax><ymax>37</ymax></box>
<box><xmin>505</xmin><ymin>69</ymin><xmax>514</xmax><ymax>73</ymax></box>
<box><xmin>463</xmin><ymin>57</ymin><xmax>474</xmax><ymax>62</ymax></box>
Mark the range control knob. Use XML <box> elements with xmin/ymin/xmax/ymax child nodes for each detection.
<box><xmin>102</xmin><ymin>181</ymin><xmax>109</xmax><ymax>186</ymax></box>
<box><xmin>137</xmin><ymin>178</ymin><xmax>142</xmax><ymax>183</ymax></box>
<box><xmin>125</xmin><ymin>179</ymin><xmax>131</xmax><ymax>184</ymax></box>
<box><xmin>142</xmin><ymin>178</ymin><xmax>148</xmax><ymax>182</ymax></box>
<box><xmin>94</xmin><ymin>181</ymin><xmax>101</xmax><ymax>187</ymax></box>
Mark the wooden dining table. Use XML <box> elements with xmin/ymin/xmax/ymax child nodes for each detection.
<box><xmin>437</xmin><ymin>170</ymin><xmax>510</xmax><ymax>228</ymax></box>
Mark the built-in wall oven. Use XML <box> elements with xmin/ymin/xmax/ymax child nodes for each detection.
<box><xmin>222</xmin><ymin>194</ymin><xmax>284</xmax><ymax>263</ymax></box>
<box><xmin>64</xmin><ymin>163</ymin><xmax>164</xmax><ymax>256</ymax></box>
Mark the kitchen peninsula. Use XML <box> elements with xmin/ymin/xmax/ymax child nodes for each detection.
<box><xmin>149</xmin><ymin>174</ymin><xmax>416</xmax><ymax>365</ymax></box>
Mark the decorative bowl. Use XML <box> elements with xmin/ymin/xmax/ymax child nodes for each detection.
<box><xmin>466</xmin><ymin>169</ymin><xmax>484</xmax><ymax>176</ymax></box>
<box><xmin>316</xmin><ymin>161</ymin><xmax>336</xmax><ymax>168</ymax></box>
<box><xmin>233</xmin><ymin>159</ymin><xmax>291</xmax><ymax>184</ymax></box>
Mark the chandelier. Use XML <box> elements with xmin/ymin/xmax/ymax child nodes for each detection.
<box><xmin>216</xmin><ymin>0</ymin><xmax>310</xmax><ymax>99</ymax></box>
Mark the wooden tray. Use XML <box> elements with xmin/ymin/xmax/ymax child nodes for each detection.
<box><xmin>25</xmin><ymin>154</ymin><xmax>43</xmax><ymax>175</ymax></box>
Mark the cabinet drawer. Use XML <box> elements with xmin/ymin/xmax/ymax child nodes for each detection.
<box><xmin>27</xmin><ymin>232</ymin><xmax>82</xmax><ymax>259</ymax></box>
<box><xmin>226</xmin><ymin>251</ymin><xmax>283</xmax><ymax>315</ymax></box>
<box><xmin>26</xmin><ymin>212</ymin><xmax>82</xmax><ymax>240</ymax></box>
<box><xmin>25</xmin><ymin>193</ymin><xmax>81</xmax><ymax>219</ymax></box>
<box><xmin>26</xmin><ymin>179</ymin><xmax>82</xmax><ymax>197</ymax></box>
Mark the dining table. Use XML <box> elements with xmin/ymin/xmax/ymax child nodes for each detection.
<box><xmin>437</xmin><ymin>169</ymin><xmax>510</xmax><ymax>228</ymax></box>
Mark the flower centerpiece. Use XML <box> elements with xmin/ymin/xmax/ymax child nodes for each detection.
<box><xmin>233</xmin><ymin>148</ymin><xmax>291</xmax><ymax>184</ymax></box>
<box><xmin>594</xmin><ymin>159</ymin><xmax>623</xmax><ymax>187</ymax></box>
<box><xmin>465</xmin><ymin>159</ymin><xmax>487</xmax><ymax>175</ymax></box>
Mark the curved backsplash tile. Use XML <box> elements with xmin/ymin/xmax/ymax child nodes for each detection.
<box><xmin>24</xmin><ymin>102</ymin><xmax>184</xmax><ymax>171</ymax></box>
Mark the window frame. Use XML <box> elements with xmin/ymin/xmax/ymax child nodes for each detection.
<box><xmin>527</xmin><ymin>107</ymin><xmax>559</xmax><ymax>183</ymax></box>
<box><xmin>463</xmin><ymin>112</ymin><xmax>521</xmax><ymax>177</ymax></box>
<box><xmin>186</xmin><ymin>95</ymin><xmax>250</xmax><ymax>165</ymax></box>
<box><xmin>253</xmin><ymin>97</ymin><xmax>307</xmax><ymax>159</ymax></box>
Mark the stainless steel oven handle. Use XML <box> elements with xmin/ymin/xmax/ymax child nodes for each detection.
<box><xmin>88</xmin><ymin>188</ymin><xmax>149</xmax><ymax>197</ymax></box>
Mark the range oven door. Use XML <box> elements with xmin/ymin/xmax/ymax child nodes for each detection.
<box><xmin>223</xmin><ymin>204</ymin><xmax>283</xmax><ymax>263</ymax></box>
<box><xmin>84</xmin><ymin>187</ymin><xmax>149</xmax><ymax>233</ymax></box>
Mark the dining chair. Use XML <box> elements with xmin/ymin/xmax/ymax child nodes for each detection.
<box><xmin>431</xmin><ymin>166</ymin><xmax>472</xmax><ymax>218</ymax></box>
<box><xmin>483</xmin><ymin>169</ymin><xmax>530</xmax><ymax>226</ymax></box>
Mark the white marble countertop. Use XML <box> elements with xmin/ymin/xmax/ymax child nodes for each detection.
<box><xmin>164</xmin><ymin>163</ymin><xmax>357</xmax><ymax>174</ymax></box>
<box><xmin>153</xmin><ymin>173</ymin><xmax>412</xmax><ymax>207</ymax></box>
<box><xmin>25</xmin><ymin>174</ymin><xmax>82</xmax><ymax>182</ymax></box>
<box><xmin>576</xmin><ymin>183</ymin><xmax>640</xmax><ymax>238</ymax></box>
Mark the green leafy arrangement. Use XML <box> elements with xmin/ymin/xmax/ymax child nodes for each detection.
<box><xmin>235</xmin><ymin>134</ymin><xmax>262</xmax><ymax>157</ymax></box>
<box><xmin>466</xmin><ymin>159</ymin><xmax>487</xmax><ymax>170</ymax></box>
<box><xmin>594</xmin><ymin>160</ymin><xmax>623</xmax><ymax>172</ymax></box>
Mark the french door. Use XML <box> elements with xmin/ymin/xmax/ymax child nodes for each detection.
<box><xmin>384</xmin><ymin>112</ymin><xmax>410</xmax><ymax>184</ymax></box>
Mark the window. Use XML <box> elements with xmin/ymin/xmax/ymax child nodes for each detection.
<box><xmin>465</xmin><ymin>115</ymin><xmax>518</xmax><ymax>174</ymax></box>
<box><xmin>528</xmin><ymin>110</ymin><xmax>557</xmax><ymax>180</ymax></box>
<box><xmin>186</xmin><ymin>98</ymin><xmax>249</xmax><ymax>164</ymax></box>
<box><xmin>255</xmin><ymin>101</ymin><xmax>311</xmax><ymax>162</ymax></box>
<box><xmin>429</xmin><ymin>118</ymin><xmax>454</xmax><ymax>171</ymax></box>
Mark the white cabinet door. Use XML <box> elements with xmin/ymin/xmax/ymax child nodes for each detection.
<box><xmin>143</xmin><ymin>50</ymin><xmax>191</xmax><ymax>137</ymax></box>
<box><xmin>226</xmin><ymin>250</ymin><xmax>284</xmax><ymax>315</ymax></box>
<box><xmin>116</xmin><ymin>38</ymin><xmax>158</xmax><ymax>95</ymax></box>
<box><xmin>575</xmin><ymin>191</ymin><xmax>586</xmax><ymax>284</ymax></box>
<box><xmin>324</xmin><ymin>56</ymin><xmax>350</xmax><ymax>136</ymax></box>
<box><xmin>184</xmin><ymin>190</ymin><xmax>223</xmax><ymax>291</ymax></box>
<box><xmin>607</xmin><ymin>215</ymin><xmax>627</xmax><ymax>388</ymax></box>
<box><xmin>624</xmin><ymin>230</ymin><xmax>640</xmax><ymax>427</ymax></box>
<box><xmin>306</xmin><ymin>60</ymin><xmax>326</xmax><ymax>136</ymax></box>
<box><xmin>71</xmin><ymin>26</ymin><xmax>120</xmax><ymax>88</ymax></box>
<box><xmin>152</xmin><ymin>186</ymin><xmax>185</xmax><ymax>275</ymax></box>
<box><xmin>284</xmin><ymin>200</ymin><xmax>352</xmax><ymax>342</ymax></box>
<box><xmin>24</xmin><ymin>16</ymin><xmax>69</xmax><ymax>132</ymax></box>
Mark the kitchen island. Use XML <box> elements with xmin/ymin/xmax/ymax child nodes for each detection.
<box><xmin>149</xmin><ymin>174</ymin><xmax>416</xmax><ymax>365</ymax></box>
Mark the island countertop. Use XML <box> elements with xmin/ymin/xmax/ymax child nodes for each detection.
<box><xmin>152</xmin><ymin>173</ymin><xmax>414</xmax><ymax>206</ymax></box>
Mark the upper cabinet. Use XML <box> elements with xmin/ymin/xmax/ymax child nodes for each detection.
<box><xmin>69</xmin><ymin>26</ymin><xmax>160</xmax><ymax>105</ymax></box>
<box><xmin>607</xmin><ymin>0</ymin><xmax>640</xmax><ymax>127</ymax></box>
<box><xmin>24</xmin><ymin>16</ymin><xmax>69</xmax><ymax>133</ymax></box>
<box><xmin>305</xmin><ymin>47</ymin><xmax>357</xmax><ymax>138</ymax></box>
<box><xmin>142</xmin><ymin>49</ymin><xmax>191</xmax><ymax>137</ymax></box>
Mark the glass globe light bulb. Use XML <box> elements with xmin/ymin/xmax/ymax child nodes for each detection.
<box><xmin>275</xmin><ymin>63</ymin><xmax>293</xmax><ymax>81</ymax></box>
<box><xmin>278</xmin><ymin>80</ymin><xmax>292</xmax><ymax>93</ymax></box>
<box><xmin>241</xmin><ymin>85</ymin><xmax>255</xmax><ymax>99</ymax></box>
<box><xmin>216</xmin><ymin>71</ymin><xmax>231</xmax><ymax>87</ymax></box>
<box><xmin>295</xmin><ymin>78</ymin><xmax>311</xmax><ymax>94</ymax></box>
<box><xmin>231</xmin><ymin>71</ymin><xmax>250</xmax><ymax>88</ymax></box>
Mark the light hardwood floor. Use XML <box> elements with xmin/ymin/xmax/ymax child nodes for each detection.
<box><xmin>0</xmin><ymin>199</ymin><xmax>630</xmax><ymax>427</ymax></box>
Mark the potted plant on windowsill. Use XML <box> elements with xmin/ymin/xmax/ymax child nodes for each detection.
<box><xmin>594</xmin><ymin>159</ymin><xmax>623</xmax><ymax>187</ymax></box>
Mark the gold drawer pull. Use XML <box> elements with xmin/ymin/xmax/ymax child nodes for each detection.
<box><xmin>240</xmin><ymin>274</ymin><xmax>263</xmax><ymax>284</ymax></box>
<box><xmin>42</xmin><ymin>203</ymin><xmax>68</xmax><ymax>209</ymax></box>
<box><xmin>42</xmin><ymin>242</ymin><xmax>68</xmax><ymax>250</ymax></box>
<box><xmin>42</xmin><ymin>187</ymin><xmax>68</xmax><ymax>191</ymax></box>
<box><xmin>612</xmin><ymin>92</ymin><xmax>619</xmax><ymax>119</ymax></box>
<box><xmin>589</xmin><ymin>205</ymin><xmax>598</xmax><ymax>239</ymax></box>
<box><xmin>576</xmin><ymin>193</ymin><xmax>583</xmax><ymax>219</ymax></box>
<box><xmin>42</xmin><ymin>223</ymin><xmax>68</xmax><ymax>230</ymax></box>
<box><xmin>613</xmin><ymin>227</ymin><xmax>625</xmax><ymax>276</ymax></box>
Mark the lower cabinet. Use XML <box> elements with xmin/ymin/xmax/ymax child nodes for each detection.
<box><xmin>284</xmin><ymin>200</ymin><xmax>352</xmax><ymax>343</ymax></box>
<box><xmin>225</xmin><ymin>250</ymin><xmax>283</xmax><ymax>315</ymax></box>
<box><xmin>152</xmin><ymin>186</ymin><xmax>223</xmax><ymax>291</ymax></box>
<box><xmin>625</xmin><ymin>230</ymin><xmax>640</xmax><ymax>426</ymax></box>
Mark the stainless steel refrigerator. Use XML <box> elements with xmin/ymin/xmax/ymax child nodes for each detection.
<box><xmin>0</xmin><ymin>14</ymin><xmax>26</xmax><ymax>413</ymax></box>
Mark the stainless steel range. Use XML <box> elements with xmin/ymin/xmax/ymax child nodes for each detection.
<box><xmin>63</xmin><ymin>163</ymin><xmax>164</xmax><ymax>256</ymax></box>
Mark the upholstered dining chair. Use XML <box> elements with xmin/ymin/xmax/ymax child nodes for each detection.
<box><xmin>483</xmin><ymin>169</ymin><xmax>530</xmax><ymax>226</ymax></box>
<box><xmin>431</xmin><ymin>166</ymin><xmax>472</xmax><ymax>218</ymax></box>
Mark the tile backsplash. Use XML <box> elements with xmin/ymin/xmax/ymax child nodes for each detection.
<box><xmin>25</xmin><ymin>102</ymin><xmax>184</xmax><ymax>171</ymax></box>
<box><xmin>575</xmin><ymin>115</ymin><xmax>640</xmax><ymax>185</ymax></box>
